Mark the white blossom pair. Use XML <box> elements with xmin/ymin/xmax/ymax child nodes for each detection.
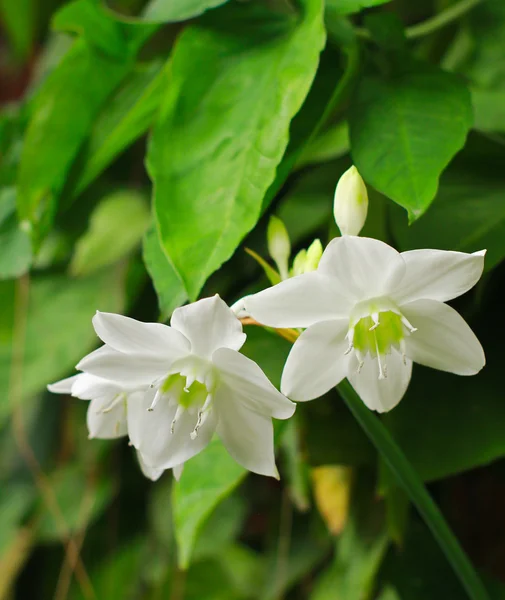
<box><xmin>49</xmin><ymin>296</ymin><xmax>295</xmax><ymax>480</ymax></box>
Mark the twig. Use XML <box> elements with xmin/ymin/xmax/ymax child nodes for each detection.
<box><xmin>8</xmin><ymin>275</ymin><xmax>96</xmax><ymax>600</ymax></box>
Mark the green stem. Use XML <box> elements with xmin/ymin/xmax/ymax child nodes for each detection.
<box><xmin>356</xmin><ymin>0</ymin><xmax>482</xmax><ymax>41</ymax></box>
<box><xmin>337</xmin><ymin>379</ymin><xmax>489</xmax><ymax>600</ymax></box>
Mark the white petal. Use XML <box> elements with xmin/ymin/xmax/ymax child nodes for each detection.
<box><xmin>280</xmin><ymin>320</ymin><xmax>349</xmax><ymax>401</ymax></box>
<box><xmin>393</xmin><ymin>249</ymin><xmax>486</xmax><ymax>305</ymax></box>
<box><xmin>47</xmin><ymin>374</ymin><xmax>81</xmax><ymax>394</ymax></box>
<box><xmin>212</xmin><ymin>348</ymin><xmax>295</xmax><ymax>419</ymax></box>
<box><xmin>215</xmin><ymin>385</ymin><xmax>278</xmax><ymax>478</ymax></box>
<box><xmin>86</xmin><ymin>396</ymin><xmax>128</xmax><ymax>439</ymax></box>
<box><xmin>77</xmin><ymin>345</ymin><xmax>169</xmax><ymax>387</ymax></box>
<box><xmin>136</xmin><ymin>451</ymin><xmax>164</xmax><ymax>482</ymax></box>
<box><xmin>317</xmin><ymin>236</ymin><xmax>406</xmax><ymax>301</ymax></box>
<box><xmin>171</xmin><ymin>295</ymin><xmax>246</xmax><ymax>358</ymax></box>
<box><xmin>172</xmin><ymin>463</ymin><xmax>184</xmax><ymax>481</ymax></box>
<box><xmin>244</xmin><ymin>272</ymin><xmax>350</xmax><ymax>328</ymax></box>
<box><xmin>401</xmin><ymin>299</ymin><xmax>485</xmax><ymax>375</ymax></box>
<box><xmin>347</xmin><ymin>350</ymin><xmax>412</xmax><ymax>413</ymax></box>
<box><xmin>130</xmin><ymin>393</ymin><xmax>217</xmax><ymax>470</ymax></box>
<box><xmin>71</xmin><ymin>373</ymin><xmax>125</xmax><ymax>400</ymax></box>
<box><xmin>126</xmin><ymin>390</ymin><xmax>155</xmax><ymax>448</ymax></box>
<box><xmin>93</xmin><ymin>311</ymin><xmax>190</xmax><ymax>357</ymax></box>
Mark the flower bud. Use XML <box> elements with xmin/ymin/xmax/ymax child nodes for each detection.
<box><xmin>267</xmin><ymin>216</ymin><xmax>291</xmax><ymax>280</ymax></box>
<box><xmin>291</xmin><ymin>249</ymin><xmax>307</xmax><ymax>277</ymax></box>
<box><xmin>333</xmin><ymin>165</ymin><xmax>368</xmax><ymax>236</ymax></box>
<box><xmin>304</xmin><ymin>239</ymin><xmax>323</xmax><ymax>272</ymax></box>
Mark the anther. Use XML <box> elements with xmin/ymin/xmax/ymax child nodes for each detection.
<box><xmin>190</xmin><ymin>394</ymin><xmax>213</xmax><ymax>440</ymax></box>
<box><xmin>171</xmin><ymin>405</ymin><xmax>185</xmax><ymax>434</ymax></box>
<box><xmin>148</xmin><ymin>390</ymin><xmax>162</xmax><ymax>412</ymax></box>
<box><xmin>401</xmin><ymin>315</ymin><xmax>417</xmax><ymax>333</ymax></box>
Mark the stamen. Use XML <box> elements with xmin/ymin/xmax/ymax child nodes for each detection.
<box><xmin>101</xmin><ymin>394</ymin><xmax>124</xmax><ymax>414</ymax></box>
<box><xmin>149</xmin><ymin>375</ymin><xmax>165</xmax><ymax>389</ymax></box>
<box><xmin>400</xmin><ymin>338</ymin><xmax>407</xmax><ymax>365</ymax></box>
<box><xmin>344</xmin><ymin>328</ymin><xmax>355</xmax><ymax>355</ymax></box>
<box><xmin>171</xmin><ymin>405</ymin><xmax>185</xmax><ymax>434</ymax></box>
<box><xmin>184</xmin><ymin>373</ymin><xmax>196</xmax><ymax>392</ymax></box>
<box><xmin>369</xmin><ymin>312</ymin><xmax>380</xmax><ymax>331</ymax></box>
<box><xmin>401</xmin><ymin>315</ymin><xmax>417</xmax><ymax>333</ymax></box>
<box><xmin>190</xmin><ymin>394</ymin><xmax>213</xmax><ymax>440</ymax></box>
<box><xmin>354</xmin><ymin>349</ymin><xmax>365</xmax><ymax>374</ymax></box>
<box><xmin>373</xmin><ymin>330</ymin><xmax>387</xmax><ymax>380</ymax></box>
<box><xmin>148</xmin><ymin>390</ymin><xmax>162</xmax><ymax>412</ymax></box>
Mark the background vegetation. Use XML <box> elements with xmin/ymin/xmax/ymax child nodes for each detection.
<box><xmin>2</xmin><ymin>0</ymin><xmax>505</xmax><ymax>598</ymax></box>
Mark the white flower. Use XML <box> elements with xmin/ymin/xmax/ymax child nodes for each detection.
<box><xmin>47</xmin><ymin>373</ymin><xmax>181</xmax><ymax>481</ymax></box>
<box><xmin>75</xmin><ymin>295</ymin><xmax>295</xmax><ymax>478</ymax></box>
<box><xmin>243</xmin><ymin>236</ymin><xmax>486</xmax><ymax>412</ymax></box>
<box><xmin>333</xmin><ymin>165</ymin><xmax>368</xmax><ymax>236</ymax></box>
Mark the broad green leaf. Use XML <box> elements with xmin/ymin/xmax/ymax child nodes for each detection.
<box><xmin>37</xmin><ymin>464</ymin><xmax>115</xmax><ymax>542</ymax></box>
<box><xmin>74</xmin><ymin>60</ymin><xmax>167</xmax><ymax>196</ymax></box>
<box><xmin>184</xmin><ymin>558</ymin><xmax>245</xmax><ymax>600</ymax></box>
<box><xmin>325</xmin><ymin>0</ymin><xmax>391</xmax><ymax>16</ymax></box>
<box><xmin>142</xmin><ymin>227</ymin><xmax>187</xmax><ymax>319</ymax></box>
<box><xmin>0</xmin><ymin>188</ymin><xmax>32</xmax><ymax>279</ymax></box>
<box><xmin>390</xmin><ymin>170</ymin><xmax>505</xmax><ymax>271</ymax></box>
<box><xmin>296</xmin><ymin>121</ymin><xmax>349</xmax><ymax>169</ymax></box>
<box><xmin>103</xmin><ymin>0</ymin><xmax>230</xmax><ymax>23</ymax></box>
<box><xmin>0</xmin><ymin>269</ymin><xmax>125</xmax><ymax>426</ymax></box>
<box><xmin>349</xmin><ymin>63</ymin><xmax>472</xmax><ymax>221</ymax></box>
<box><xmin>172</xmin><ymin>438</ymin><xmax>246</xmax><ymax>568</ymax></box>
<box><xmin>377</xmin><ymin>587</ymin><xmax>401</xmax><ymax>600</ymax></box>
<box><xmin>70</xmin><ymin>190</ymin><xmax>150</xmax><ymax>276</ymax></box>
<box><xmin>17</xmin><ymin>1</ymin><xmax>156</xmax><ymax>241</ymax></box>
<box><xmin>148</xmin><ymin>0</ymin><xmax>326</xmax><ymax>299</ymax></box>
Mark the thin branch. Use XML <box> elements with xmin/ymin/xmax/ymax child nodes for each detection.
<box><xmin>8</xmin><ymin>275</ymin><xmax>96</xmax><ymax>600</ymax></box>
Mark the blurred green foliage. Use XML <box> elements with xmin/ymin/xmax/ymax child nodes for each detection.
<box><xmin>2</xmin><ymin>0</ymin><xmax>505</xmax><ymax>598</ymax></box>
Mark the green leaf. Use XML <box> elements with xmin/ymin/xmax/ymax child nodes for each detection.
<box><xmin>172</xmin><ymin>438</ymin><xmax>246</xmax><ymax>568</ymax></box>
<box><xmin>16</xmin><ymin>3</ymin><xmax>156</xmax><ymax>241</ymax></box>
<box><xmin>0</xmin><ymin>188</ymin><xmax>32</xmax><ymax>280</ymax></box>
<box><xmin>325</xmin><ymin>0</ymin><xmax>391</xmax><ymax>16</ymax></box>
<box><xmin>0</xmin><ymin>269</ymin><xmax>125</xmax><ymax>427</ymax></box>
<box><xmin>53</xmin><ymin>0</ymin><xmax>129</xmax><ymax>58</ymax></box>
<box><xmin>349</xmin><ymin>63</ymin><xmax>472</xmax><ymax>221</ymax></box>
<box><xmin>337</xmin><ymin>380</ymin><xmax>490</xmax><ymax>600</ymax></box>
<box><xmin>142</xmin><ymin>227</ymin><xmax>187</xmax><ymax>319</ymax></box>
<box><xmin>103</xmin><ymin>0</ymin><xmax>230</xmax><ymax>23</ymax></box>
<box><xmin>391</xmin><ymin>169</ymin><xmax>505</xmax><ymax>271</ymax></box>
<box><xmin>0</xmin><ymin>484</ymin><xmax>36</xmax><ymax>554</ymax></box>
<box><xmin>74</xmin><ymin>60</ymin><xmax>167</xmax><ymax>196</ymax></box>
<box><xmin>70</xmin><ymin>190</ymin><xmax>150</xmax><ymax>276</ymax></box>
<box><xmin>148</xmin><ymin>0</ymin><xmax>326</xmax><ymax>300</ymax></box>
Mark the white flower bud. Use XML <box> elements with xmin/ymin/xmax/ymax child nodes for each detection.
<box><xmin>333</xmin><ymin>165</ymin><xmax>368</xmax><ymax>236</ymax></box>
<box><xmin>304</xmin><ymin>239</ymin><xmax>323</xmax><ymax>272</ymax></box>
<box><xmin>267</xmin><ymin>216</ymin><xmax>291</xmax><ymax>280</ymax></box>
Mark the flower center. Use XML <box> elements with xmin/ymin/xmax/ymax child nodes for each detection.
<box><xmin>346</xmin><ymin>300</ymin><xmax>417</xmax><ymax>380</ymax></box>
<box><xmin>147</xmin><ymin>357</ymin><xmax>218</xmax><ymax>440</ymax></box>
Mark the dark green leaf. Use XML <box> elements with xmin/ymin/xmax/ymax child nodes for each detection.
<box><xmin>148</xmin><ymin>0</ymin><xmax>326</xmax><ymax>299</ymax></box>
<box><xmin>390</xmin><ymin>170</ymin><xmax>505</xmax><ymax>271</ymax></box>
<box><xmin>0</xmin><ymin>0</ymin><xmax>36</xmax><ymax>59</ymax></box>
<box><xmin>325</xmin><ymin>0</ymin><xmax>391</xmax><ymax>16</ymax></box>
<box><xmin>349</xmin><ymin>64</ymin><xmax>472</xmax><ymax>221</ymax></box>
<box><xmin>74</xmin><ymin>60</ymin><xmax>167</xmax><ymax>196</ymax></box>
<box><xmin>17</xmin><ymin>3</ymin><xmax>155</xmax><ymax>241</ymax></box>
